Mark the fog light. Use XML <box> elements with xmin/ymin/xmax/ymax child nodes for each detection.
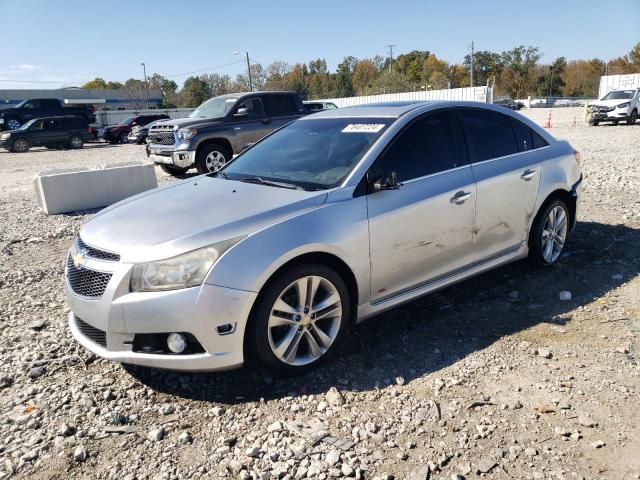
<box><xmin>167</xmin><ymin>333</ymin><xmax>187</xmax><ymax>353</ymax></box>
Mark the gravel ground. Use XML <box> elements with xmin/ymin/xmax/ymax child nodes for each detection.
<box><xmin>0</xmin><ymin>116</ymin><xmax>639</xmax><ymax>480</ymax></box>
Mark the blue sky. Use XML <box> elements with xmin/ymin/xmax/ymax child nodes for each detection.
<box><xmin>0</xmin><ymin>0</ymin><xmax>638</xmax><ymax>89</ymax></box>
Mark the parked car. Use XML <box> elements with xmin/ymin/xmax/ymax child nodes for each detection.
<box><xmin>0</xmin><ymin>115</ymin><xmax>94</xmax><ymax>152</ymax></box>
<box><xmin>303</xmin><ymin>100</ymin><xmax>338</xmax><ymax>112</ymax></box>
<box><xmin>146</xmin><ymin>91</ymin><xmax>307</xmax><ymax>175</ymax></box>
<box><xmin>65</xmin><ymin>101</ymin><xmax>582</xmax><ymax>374</ymax></box>
<box><xmin>0</xmin><ymin>98</ymin><xmax>96</xmax><ymax>131</ymax></box>
<box><xmin>588</xmin><ymin>89</ymin><xmax>639</xmax><ymax>126</ymax></box>
<box><xmin>127</xmin><ymin>119</ymin><xmax>168</xmax><ymax>144</ymax></box>
<box><xmin>494</xmin><ymin>97</ymin><xmax>522</xmax><ymax>110</ymax></box>
<box><xmin>101</xmin><ymin>114</ymin><xmax>170</xmax><ymax>144</ymax></box>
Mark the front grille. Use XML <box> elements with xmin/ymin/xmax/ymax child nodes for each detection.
<box><xmin>75</xmin><ymin>317</ymin><xmax>107</xmax><ymax>347</ymax></box>
<box><xmin>77</xmin><ymin>237</ymin><xmax>120</xmax><ymax>262</ymax></box>
<box><xmin>66</xmin><ymin>255</ymin><xmax>112</xmax><ymax>298</ymax></box>
<box><xmin>148</xmin><ymin>124</ymin><xmax>177</xmax><ymax>146</ymax></box>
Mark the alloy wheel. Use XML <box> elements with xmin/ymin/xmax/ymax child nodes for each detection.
<box><xmin>71</xmin><ymin>136</ymin><xmax>83</xmax><ymax>148</ymax></box>
<box><xmin>204</xmin><ymin>151</ymin><xmax>227</xmax><ymax>172</ymax></box>
<box><xmin>268</xmin><ymin>275</ymin><xmax>342</xmax><ymax>366</ymax></box>
<box><xmin>541</xmin><ymin>205</ymin><xmax>568</xmax><ymax>263</ymax></box>
<box><xmin>7</xmin><ymin>119</ymin><xmax>20</xmax><ymax>130</ymax></box>
<box><xmin>14</xmin><ymin>139</ymin><xmax>29</xmax><ymax>152</ymax></box>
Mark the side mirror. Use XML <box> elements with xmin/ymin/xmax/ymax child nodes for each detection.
<box><xmin>234</xmin><ymin>108</ymin><xmax>250</xmax><ymax>118</ymax></box>
<box><xmin>372</xmin><ymin>171</ymin><xmax>400</xmax><ymax>192</ymax></box>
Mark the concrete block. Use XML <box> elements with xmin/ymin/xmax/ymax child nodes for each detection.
<box><xmin>34</xmin><ymin>161</ymin><xmax>157</xmax><ymax>215</ymax></box>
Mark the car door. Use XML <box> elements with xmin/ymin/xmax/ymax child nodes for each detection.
<box><xmin>366</xmin><ymin>110</ymin><xmax>478</xmax><ymax>302</ymax></box>
<box><xmin>230</xmin><ymin>97</ymin><xmax>270</xmax><ymax>152</ymax></box>
<box><xmin>263</xmin><ymin>94</ymin><xmax>303</xmax><ymax>130</ymax></box>
<box><xmin>20</xmin><ymin>100</ymin><xmax>42</xmax><ymax>123</ymax></box>
<box><xmin>458</xmin><ymin>108</ymin><xmax>542</xmax><ymax>260</ymax></box>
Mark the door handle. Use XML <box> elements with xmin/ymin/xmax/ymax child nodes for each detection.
<box><xmin>450</xmin><ymin>191</ymin><xmax>472</xmax><ymax>204</ymax></box>
<box><xmin>521</xmin><ymin>169</ymin><xmax>537</xmax><ymax>181</ymax></box>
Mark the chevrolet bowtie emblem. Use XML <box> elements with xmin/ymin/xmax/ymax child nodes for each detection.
<box><xmin>73</xmin><ymin>248</ymin><xmax>89</xmax><ymax>269</ymax></box>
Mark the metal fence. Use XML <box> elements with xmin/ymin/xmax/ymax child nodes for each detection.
<box><xmin>95</xmin><ymin>108</ymin><xmax>193</xmax><ymax>127</ymax></box>
<box><xmin>318</xmin><ymin>86</ymin><xmax>492</xmax><ymax>108</ymax></box>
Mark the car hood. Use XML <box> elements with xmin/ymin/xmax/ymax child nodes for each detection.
<box><xmin>161</xmin><ymin>117</ymin><xmax>226</xmax><ymax>129</ymax></box>
<box><xmin>79</xmin><ymin>176</ymin><xmax>327</xmax><ymax>263</ymax></box>
<box><xmin>591</xmin><ymin>99</ymin><xmax>631</xmax><ymax>108</ymax></box>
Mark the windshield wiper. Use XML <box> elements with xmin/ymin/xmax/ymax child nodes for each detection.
<box><xmin>212</xmin><ymin>170</ymin><xmax>230</xmax><ymax>179</ymax></box>
<box><xmin>238</xmin><ymin>176</ymin><xmax>304</xmax><ymax>190</ymax></box>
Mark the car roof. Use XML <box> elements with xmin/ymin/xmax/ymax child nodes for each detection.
<box><xmin>302</xmin><ymin>101</ymin><xmax>429</xmax><ymax>119</ymax></box>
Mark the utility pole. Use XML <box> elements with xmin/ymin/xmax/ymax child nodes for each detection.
<box><xmin>235</xmin><ymin>51</ymin><xmax>253</xmax><ymax>91</ymax></box>
<box><xmin>470</xmin><ymin>41</ymin><xmax>474</xmax><ymax>87</ymax></box>
<box><xmin>386</xmin><ymin>44</ymin><xmax>396</xmax><ymax>72</ymax></box>
<box><xmin>140</xmin><ymin>62</ymin><xmax>149</xmax><ymax>109</ymax></box>
<box><xmin>548</xmin><ymin>66</ymin><xmax>554</xmax><ymax>98</ymax></box>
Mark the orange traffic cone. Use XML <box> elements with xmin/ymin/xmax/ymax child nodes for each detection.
<box><xmin>543</xmin><ymin>110</ymin><xmax>552</xmax><ymax>128</ymax></box>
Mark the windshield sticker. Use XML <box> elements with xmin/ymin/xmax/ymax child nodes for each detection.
<box><xmin>342</xmin><ymin>123</ymin><xmax>385</xmax><ymax>133</ymax></box>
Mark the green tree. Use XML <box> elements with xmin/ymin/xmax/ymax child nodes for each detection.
<box><xmin>201</xmin><ymin>73</ymin><xmax>234</xmax><ymax>97</ymax></box>
<box><xmin>352</xmin><ymin>59</ymin><xmax>377</xmax><ymax>95</ymax></box>
<box><xmin>534</xmin><ymin>57</ymin><xmax>566</xmax><ymax>97</ymax></box>
<box><xmin>394</xmin><ymin>50</ymin><xmax>430</xmax><ymax>83</ymax></box>
<box><xmin>149</xmin><ymin>73</ymin><xmax>179</xmax><ymax>108</ymax></box>
<box><xmin>463</xmin><ymin>50</ymin><xmax>502</xmax><ymax>87</ymax></box>
<box><xmin>180</xmin><ymin>76</ymin><xmax>211</xmax><ymax>107</ymax></box>
<box><xmin>283</xmin><ymin>64</ymin><xmax>309</xmax><ymax>99</ymax></box>
<box><xmin>82</xmin><ymin>78</ymin><xmax>108</xmax><ymax>89</ymax></box>
<box><xmin>370</xmin><ymin>70</ymin><xmax>412</xmax><ymax>94</ymax></box>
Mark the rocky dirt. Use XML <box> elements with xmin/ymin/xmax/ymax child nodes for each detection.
<box><xmin>0</xmin><ymin>116</ymin><xmax>639</xmax><ymax>480</ymax></box>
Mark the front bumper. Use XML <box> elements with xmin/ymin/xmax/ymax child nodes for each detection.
<box><xmin>148</xmin><ymin>150</ymin><xmax>196</xmax><ymax>168</ymax></box>
<box><xmin>590</xmin><ymin>107</ymin><xmax>631</xmax><ymax>121</ymax></box>
<box><xmin>65</xmin><ymin>250</ymin><xmax>256</xmax><ymax>371</ymax></box>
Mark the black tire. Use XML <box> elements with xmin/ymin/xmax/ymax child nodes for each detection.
<box><xmin>612</xmin><ymin>120</ymin><xmax>619</xmax><ymax>126</ymax></box>
<box><xmin>591</xmin><ymin>120</ymin><xmax>599</xmax><ymax>126</ymax></box>
<box><xmin>528</xmin><ymin>198</ymin><xmax>570</xmax><ymax>267</ymax></box>
<box><xmin>248</xmin><ymin>264</ymin><xmax>351</xmax><ymax>375</ymax></box>
<box><xmin>11</xmin><ymin>138</ymin><xmax>30</xmax><ymax>153</ymax></box>
<box><xmin>69</xmin><ymin>135</ymin><xmax>84</xmax><ymax>149</ymax></box>
<box><xmin>5</xmin><ymin>117</ymin><xmax>21</xmax><ymax>131</ymax></box>
<box><xmin>195</xmin><ymin>143</ymin><xmax>231</xmax><ymax>174</ymax></box>
<box><xmin>628</xmin><ymin>109</ymin><xmax>638</xmax><ymax>125</ymax></box>
<box><xmin>119</xmin><ymin>133</ymin><xmax>129</xmax><ymax>144</ymax></box>
<box><xmin>160</xmin><ymin>164</ymin><xmax>190</xmax><ymax>176</ymax></box>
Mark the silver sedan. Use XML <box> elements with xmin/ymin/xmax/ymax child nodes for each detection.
<box><xmin>65</xmin><ymin>101</ymin><xmax>582</xmax><ymax>374</ymax></box>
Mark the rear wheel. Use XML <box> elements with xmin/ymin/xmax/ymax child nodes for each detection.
<box><xmin>628</xmin><ymin>109</ymin><xmax>637</xmax><ymax>125</ymax></box>
<box><xmin>69</xmin><ymin>135</ymin><xmax>84</xmax><ymax>149</ymax></box>
<box><xmin>11</xmin><ymin>138</ymin><xmax>30</xmax><ymax>152</ymax></box>
<box><xmin>249</xmin><ymin>264</ymin><xmax>350</xmax><ymax>375</ymax></box>
<box><xmin>528</xmin><ymin>199</ymin><xmax>570</xmax><ymax>266</ymax></box>
<box><xmin>195</xmin><ymin>143</ymin><xmax>230</xmax><ymax>174</ymax></box>
<box><xmin>160</xmin><ymin>164</ymin><xmax>190</xmax><ymax>176</ymax></box>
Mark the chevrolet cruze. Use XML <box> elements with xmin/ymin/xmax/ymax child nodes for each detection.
<box><xmin>65</xmin><ymin>101</ymin><xmax>582</xmax><ymax>374</ymax></box>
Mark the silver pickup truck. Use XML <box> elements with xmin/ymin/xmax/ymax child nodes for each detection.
<box><xmin>146</xmin><ymin>91</ymin><xmax>308</xmax><ymax>176</ymax></box>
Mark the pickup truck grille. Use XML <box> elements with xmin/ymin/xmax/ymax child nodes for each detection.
<box><xmin>148</xmin><ymin>124</ymin><xmax>177</xmax><ymax>146</ymax></box>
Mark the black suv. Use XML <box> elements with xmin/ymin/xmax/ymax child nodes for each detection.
<box><xmin>146</xmin><ymin>91</ymin><xmax>307</xmax><ymax>175</ymax></box>
<box><xmin>101</xmin><ymin>114</ymin><xmax>170</xmax><ymax>144</ymax></box>
<box><xmin>0</xmin><ymin>116</ymin><xmax>94</xmax><ymax>152</ymax></box>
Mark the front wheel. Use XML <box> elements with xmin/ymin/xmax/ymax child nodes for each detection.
<box><xmin>11</xmin><ymin>138</ymin><xmax>30</xmax><ymax>153</ymax></box>
<box><xmin>628</xmin><ymin>110</ymin><xmax>637</xmax><ymax>125</ymax></box>
<box><xmin>195</xmin><ymin>143</ymin><xmax>230</xmax><ymax>174</ymax></box>
<box><xmin>160</xmin><ymin>164</ymin><xmax>190</xmax><ymax>176</ymax></box>
<box><xmin>528</xmin><ymin>199</ymin><xmax>570</xmax><ymax>266</ymax></box>
<box><xmin>119</xmin><ymin>133</ymin><xmax>129</xmax><ymax>144</ymax></box>
<box><xmin>249</xmin><ymin>264</ymin><xmax>351</xmax><ymax>375</ymax></box>
<box><xmin>69</xmin><ymin>135</ymin><xmax>84</xmax><ymax>149</ymax></box>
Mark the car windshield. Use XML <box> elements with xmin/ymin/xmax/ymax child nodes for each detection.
<box><xmin>118</xmin><ymin>117</ymin><xmax>136</xmax><ymax>126</ymax></box>
<box><xmin>601</xmin><ymin>90</ymin><xmax>634</xmax><ymax>100</ymax></box>
<box><xmin>189</xmin><ymin>96</ymin><xmax>237</xmax><ymax>118</ymax></box>
<box><xmin>221</xmin><ymin>118</ymin><xmax>392</xmax><ymax>190</ymax></box>
<box><xmin>18</xmin><ymin>119</ymin><xmax>37</xmax><ymax>130</ymax></box>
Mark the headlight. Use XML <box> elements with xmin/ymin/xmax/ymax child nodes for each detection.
<box><xmin>588</xmin><ymin>105</ymin><xmax>596</xmax><ymax>111</ymax></box>
<box><xmin>177</xmin><ymin>128</ymin><xmax>198</xmax><ymax>141</ymax></box>
<box><xmin>0</xmin><ymin>133</ymin><xmax>9</xmax><ymax>140</ymax></box>
<box><xmin>616</xmin><ymin>102</ymin><xmax>630</xmax><ymax>109</ymax></box>
<box><xmin>130</xmin><ymin>236</ymin><xmax>245</xmax><ymax>292</ymax></box>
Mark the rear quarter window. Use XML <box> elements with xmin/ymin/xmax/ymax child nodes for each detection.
<box><xmin>263</xmin><ymin>95</ymin><xmax>299</xmax><ymax>117</ymax></box>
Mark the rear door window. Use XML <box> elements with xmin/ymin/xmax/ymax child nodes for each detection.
<box><xmin>263</xmin><ymin>95</ymin><xmax>299</xmax><ymax>117</ymax></box>
<box><xmin>460</xmin><ymin>109</ymin><xmax>518</xmax><ymax>161</ymax></box>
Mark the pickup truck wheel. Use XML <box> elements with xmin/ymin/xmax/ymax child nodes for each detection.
<box><xmin>160</xmin><ymin>164</ymin><xmax>190</xmax><ymax>176</ymax></box>
<box><xmin>6</xmin><ymin>118</ymin><xmax>21</xmax><ymax>131</ymax></box>
<box><xmin>628</xmin><ymin>109</ymin><xmax>637</xmax><ymax>125</ymax></box>
<box><xmin>196</xmin><ymin>143</ymin><xmax>230</xmax><ymax>174</ymax></box>
<box><xmin>11</xmin><ymin>138</ymin><xmax>30</xmax><ymax>153</ymax></box>
<box><xmin>69</xmin><ymin>136</ymin><xmax>84</xmax><ymax>149</ymax></box>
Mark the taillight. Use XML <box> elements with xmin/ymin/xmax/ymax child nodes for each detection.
<box><xmin>573</xmin><ymin>150</ymin><xmax>581</xmax><ymax>167</ymax></box>
<box><xmin>88</xmin><ymin>127</ymin><xmax>93</xmax><ymax>134</ymax></box>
